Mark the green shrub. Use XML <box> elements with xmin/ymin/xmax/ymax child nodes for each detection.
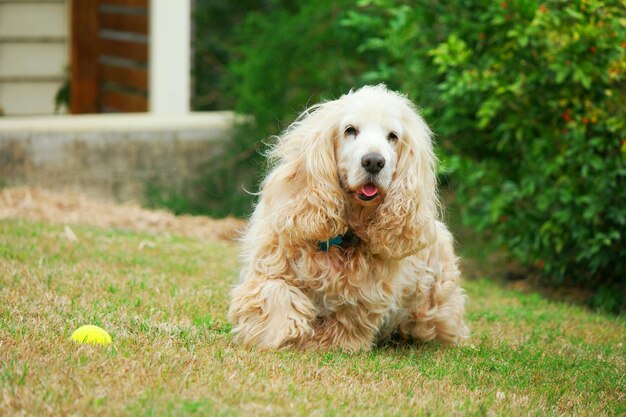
<box><xmin>192</xmin><ymin>0</ymin><xmax>264</xmax><ymax>111</ymax></box>
<box><xmin>345</xmin><ymin>0</ymin><xmax>625</xmax><ymax>290</ymax></box>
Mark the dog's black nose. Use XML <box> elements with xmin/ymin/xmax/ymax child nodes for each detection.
<box><xmin>361</xmin><ymin>153</ymin><xmax>385</xmax><ymax>174</ymax></box>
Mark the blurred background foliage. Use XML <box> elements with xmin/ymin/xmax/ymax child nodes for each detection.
<box><xmin>152</xmin><ymin>0</ymin><xmax>625</xmax><ymax>310</ymax></box>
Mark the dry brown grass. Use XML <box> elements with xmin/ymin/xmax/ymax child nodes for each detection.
<box><xmin>0</xmin><ymin>186</ymin><xmax>246</xmax><ymax>242</ymax></box>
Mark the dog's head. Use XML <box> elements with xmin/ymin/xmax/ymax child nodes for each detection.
<box><xmin>263</xmin><ymin>85</ymin><xmax>438</xmax><ymax>258</ymax></box>
<box><xmin>335</xmin><ymin>86</ymin><xmax>417</xmax><ymax>207</ymax></box>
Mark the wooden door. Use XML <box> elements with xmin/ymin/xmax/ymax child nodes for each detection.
<box><xmin>70</xmin><ymin>0</ymin><xmax>149</xmax><ymax>113</ymax></box>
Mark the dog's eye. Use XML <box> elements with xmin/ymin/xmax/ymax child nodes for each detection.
<box><xmin>387</xmin><ymin>132</ymin><xmax>399</xmax><ymax>142</ymax></box>
<box><xmin>344</xmin><ymin>126</ymin><xmax>358</xmax><ymax>136</ymax></box>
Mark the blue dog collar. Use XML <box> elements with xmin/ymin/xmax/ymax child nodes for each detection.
<box><xmin>319</xmin><ymin>235</ymin><xmax>343</xmax><ymax>251</ymax></box>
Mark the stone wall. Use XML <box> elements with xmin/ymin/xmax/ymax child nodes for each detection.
<box><xmin>0</xmin><ymin>112</ymin><xmax>235</xmax><ymax>203</ymax></box>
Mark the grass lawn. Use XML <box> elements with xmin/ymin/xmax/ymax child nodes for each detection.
<box><xmin>1</xmin><ymin>218</ymin><xmax>624</xmax><ymax>416</ymax></box>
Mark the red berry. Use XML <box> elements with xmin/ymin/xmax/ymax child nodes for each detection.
<box><xmin>562</xmin><ymin>109</ymin><xmax>572</xmax><ymax>122</ymax></box>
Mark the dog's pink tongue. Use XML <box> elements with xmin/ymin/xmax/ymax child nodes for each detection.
<box><xmin>360</xmin><ymin>184</ymin><xmax>379</xmax><ymax>197</ymax></box>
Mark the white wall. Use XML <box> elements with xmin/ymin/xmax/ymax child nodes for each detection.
<box><xmin>0</xmin><ymin>0</ymin><xmax>68</xmax><ymax>116</ymax></box>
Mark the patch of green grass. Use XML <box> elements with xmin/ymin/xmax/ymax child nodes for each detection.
<box><xmin>0</xmin><ymin>219</ymin><xmax>624</xmax><ymax>416</ymax></box>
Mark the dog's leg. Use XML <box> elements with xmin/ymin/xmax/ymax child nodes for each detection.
<box><xmin>228</xmin><ymin>278</ymin><xmax>315</xmax><ymax>349</ymax></box>
<box><xmin>403</xmin><ymin>281</ymin><xmax>469</xmax><ymax>344</ymax></box>
<box><xmin>399</xmin><ymin>225</ymin><xmax>470</xmax><ymax>344</ymax></box>
<box><xmin>299</xmin><ymin>309</ymin><xmax>384</xmax><ymax>352</ymax></box>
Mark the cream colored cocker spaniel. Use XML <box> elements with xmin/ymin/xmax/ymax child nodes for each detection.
<box><xmin>228</xmin><ymin>85</ymin><xmax>469</xmax><ymax>351</ymax></box>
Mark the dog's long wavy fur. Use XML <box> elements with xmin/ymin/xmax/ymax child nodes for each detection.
<box><xmin>228</xmin><ymin>85</ymin><xmax>469</xmax><ymax>351</ymax></box>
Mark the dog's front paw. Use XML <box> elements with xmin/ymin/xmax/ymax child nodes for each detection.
<box><xmin>229</xmin><ymin>279</ymin><xmax>315</xmax><ymax>349</ymax></box>
<box><xmin>232</xmin><ymin>308</ymin><xmax>314</xmax><ymax>349</ymax></box>
<box><xmin>262</xmin><ymin>313</ymin><xmax>314</xmax><ymax>349</ymax></box>
<box><xmin>298</xmin><ymin>316</ymin><xmax>376</xmax><ymax>352</ymax></box>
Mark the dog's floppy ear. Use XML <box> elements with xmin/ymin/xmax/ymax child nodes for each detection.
<box><xmin>367</xmin><ymin>106</ymin><xmax>438</xmax><ymax>259</ymax></box>
<box><xmin>262</xmin><ymin>103</ymin><xmax>347</xmax><ymax>244</ymax></box>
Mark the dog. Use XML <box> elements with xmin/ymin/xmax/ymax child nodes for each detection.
<box><xmin>228</xmin><ymin>85</ymin><xmax>469</xmax><ymax>351</ymax></box>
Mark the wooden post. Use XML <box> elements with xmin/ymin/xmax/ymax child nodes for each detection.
<box><xmin>70</xmin><ymin>0</ymin><xmax>100</xmax><ymax>114</ymax></box>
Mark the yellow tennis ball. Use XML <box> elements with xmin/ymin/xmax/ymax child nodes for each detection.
<box><xmin>70</xmin><ymin>325</ymin><xmax>112</xmax><ymax>346</ymax></box>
